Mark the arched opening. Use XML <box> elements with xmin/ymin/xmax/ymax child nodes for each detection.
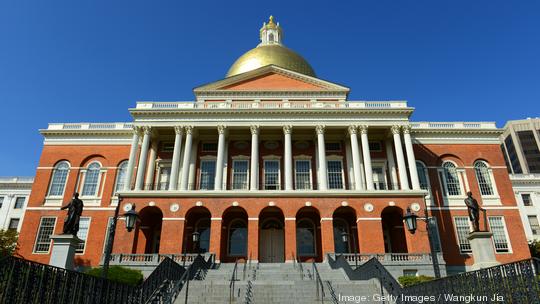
<box><xmin>183</xmin><ymin>207</ymin><xmax>211</xmax><ymax>253</ymax></box>
<box><xmin>296</xmin><ymin>207</ymin><xmax>322</xmax><ymax>262</ymax></box>
<box><xmin>221</xmin><ymin>207</ymin><xmax>248</xmax><ymax>262</ymax></box>
<box><xmin>132</xmin><ymin>206</ymin><xmax>163</xmax><ymax>254</ymax></box>
<box><xmin>259</xmin><ymin>207</ymin><xmax>285</xmax><ymax>263</ymax></box>
<box><xmin>332</xmin><ymin>206</ymin><xmax>358</xmax><ymax>254</ymax></box>
<box><xmin>381</xmin><ymin>206</ymin><xmax>408</xmax><ymax>253</ymax></box>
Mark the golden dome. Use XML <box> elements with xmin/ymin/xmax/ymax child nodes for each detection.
<box><xmin>226</xmin><ymin>45</ymin><xmax>316</xmax><ymax>77</ymax></box>
<box><xmin>226</xmin><ymin>16</ymin><xmax>316</xmax><ymax>78</ymax></box>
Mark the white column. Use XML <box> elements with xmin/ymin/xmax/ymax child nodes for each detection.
<box><xmin>316</xmin><ymin>125</ymin><xmax>328</xmax><ymax>190</ymax></box>
<box><xmin>188</xmin><ymin>139</ymin><xmax>199</xmax><ymax>190</ymax></box>
<box><xmin>283</xmin><ymin>125</ymin><xmax>293</xmax><ymax>190</ymax></box>
<box><xmin>135</xmin><ymin>126</ymin><xmax>151</xmax><ymax>190</ymax></box>
<box><xmin>250</xmin><ymin>125</ymin><xmax>260</xmax><ymax>191</ymax></box>
<box><xmin>348</xmin><ymin>125</ymin><xmax>364</xmax><ymax>190</ymax></box>
<box><xmin>168</xmin><ymin>126</ymin><xmax>184</xmax><ymax>190</ymax></box>
<box><xmin>403</xmin><ymin>125</ymin><xmax>421</xmax><ymax>190</ymax></box>
<box><xmin>391</xmin><ymin>125</ymin><xmax>410</xmax><ymax>190</ymax></box>
<box><xmin>124</xmin><ymin>128</ymin><xmax>140</xmax><ymax>190</ymax></box>
<box><xmin>385</xmin><ymin>138</ymin><xmax>399</xmax><ymax>189</ymax></box>
<box><xmin>180</xmin><ymin>126</ymin><xmax>194</xmax><ymax>190</ymax></box>
<box><xmin>359</xmin><ymin>125</ymin><xmax>374</xmax><ymax>190</ymax></box>
<box><xmin>214</xmin><ymin>125</ymin><xmax>227</xmax><ymax>190</ymax></box>
<box><xmin>145</xmin><ymin>141</ymin><xmax>158</xmax><ymax>189</ymax></box>
<box><xmin>344</xmin><ymin>140</ymin><xmax>355</xmax><ymax>190</ymax></box>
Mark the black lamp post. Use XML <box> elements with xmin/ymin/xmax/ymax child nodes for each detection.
<box><xmin>101</xmin><ymin>198</ymin><xmax>139</xmax><ymax>278</ymax></box>
<box><xmin>340</xmin><ymin>230</ymin><xmax>358</xmax><ymax>268</ymax></box>
<box><xmin>192</xmin><ymin>231</ymin><xmax>200</xmax><ymax>254</ymax></box>
<box><xmin>403</xmin><ymin>198</ymin><xmax>441</xmax><ymax>278</ymax></box>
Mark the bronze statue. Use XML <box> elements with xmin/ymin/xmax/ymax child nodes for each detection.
<box><xmin>464</xmin><ymin>191</ymin><xmax>481</xmax><ymax>232</ymax></box>
<box><xmin>61</xmin><ymin>193</ymin><xmax>84</xmax><ymax>236</ymax></box>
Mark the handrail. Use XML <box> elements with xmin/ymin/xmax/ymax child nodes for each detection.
<box><xmin>325</xmin><ymin>281</ymin><xmax>339</xmax><ymax>304</ymax></box>
<box><xmin>229</xmin><ymin>259</ymin><xmax>239</xmax><ymax>304</ymax></box>
<box><xmin>243</xmin><ymin>253</ymin><xmax>251</xmax><ymax>280</ymax></box>
<box><xmin>294</xmin><ymin>253</ymin><xmax>305</xmax><ymax>280</ymax></box>
<box><xmin>312</xmin><ymin>262</ymin><xmax>325</xmax><ymax>303</ymax></box>
<box><xmin>244</xmin><ymin>280</ymin><xmax>254</xmax><ymax>304</ymax></box>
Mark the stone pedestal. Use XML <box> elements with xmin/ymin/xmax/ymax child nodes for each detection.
<box><xmin>49</xmin><ymin>234</ymin><xmax>83</xmax><ymax>270</ymax></box>
<box><xmin>468</xmin><ymin>231</ymin><xmax>499</xmax><ymax>270</ymax></box>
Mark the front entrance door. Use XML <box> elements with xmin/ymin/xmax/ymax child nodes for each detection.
<box><xmin>259</xmin><ymin>220</ymin><xmax>284</xmax><ymax>262</ymax></box>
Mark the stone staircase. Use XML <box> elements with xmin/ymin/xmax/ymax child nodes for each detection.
<box><xmin>175</xmin><ymin>261</ymin><xmax>382</xmax><ymax>304</ymax></box>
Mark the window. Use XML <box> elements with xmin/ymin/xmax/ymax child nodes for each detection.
<box><xmin>522</xmin><ymin>194</ymin><xmax>532</xmax><ymax>206</ymax></box>
<box><xmin>81</xmin><ymin>162</ymin><xmax>101</xmax><ymax>197</ymax></box>
<box><xmin>201</xmin><ymin>142</ymin><xmax>218</xmax><ymax>152</ymax></box>
<box><xmin>428</xmin><ymin>217</ymin><xmax>442</xmax><ymax>252</ymax></box>
<box><xmin>368</xmin><ymin>141</ymin><xmax>382</xmax><ymax>152</ymax></box>
<box><xmin>504</xmin><ymin>136</ymin><xmax>522</xmax><ymax>174</ymax></box>
<box><xmin>454</xmin><ymin>217</ymin><xmax>472</xmax><ymax>253</ymax></box>
<box><xmin>13</xmin><ymin>197</ymin><xmax>25</xmax><ymax>209</ymax></box>
<box><xmin>157</xmin><ymin>166</ymin><xmax>171</xmax><ymax>190</ymax></box>
<box><xmin>501</xmin><ymin>144</ymin><xmax>512</xmax><ymax>174</ymax></box>
<box><xmin>232</xmin><ymin>159</ymin><xmax>249</xmax><ymax>190</ymax></box>
<box><xmin>228</xmin><ymin>219</ymin><xmax>247</xmax><ymax>256</ymax></box>
<box><xmin>297</xmin><ymin>219</ymin><xmax>316</xmax><ymax>256</ymax></box>
<box><xmin>34</xmin><ymin>217</ymin><xmax>57</xmax><ymax>253</ymax></box>
<box><xmin>264</xmin><ymin>160</ymin><xmax>280</xmax><ymax>190</ymax></box>
<box><xmin>48</xmin><ymin>161</ymin><xmax>70</xmax><ymax>196</ymax></box>
<box><xmin>333</xmin><ymin>219</ymin><xmax>350</xmax><ymax>253</ymax></box>
<box><xmin>416</xmin><ymin>161</ymin><xmax>430</xmax><ymax>191</ymax></box>
<box><xmin>76</xmin><ymin>217</ymin><xmax>90</xmax><ymax>254</ymax></box>
<box><xmin>528</xmin><ymin>216</ymin><xmax>540</xmax><ymax>235</ymax></box>
<box><xmin>517</xmin><ymin>130</ymin><xmax>540</xmax><ymax>173</ymax></box>
<box><xmin>8</xmin><ymin>218</ymin><xmax>20</xmax><ymax>230</ymax></box>
<box><xmin>0</xmin><ymin>197</ymin><xmax>3</xmax><ymax>209</ymax></box>
<box><xmin>325</xmin><ymin>142</ymin><xmax>341</xmax><ymax>152</ymax></box>
<box><xmin>195</xmin><ymin>218</ymin><xmax>211</xmax><ymax>253</ymax></box>
<box><xmin>372</xmin><ymin>167</ymin><xmax>386</xmax><ymax>190</ymax></box>
<box><xmin>488</xmin><ymin>216</ymin><xmax>510</xmax><ymax>253</ymax></box>
<box><xmin>199</xmin><ymin>159</ymin><xmax>216</xmax><ymax>190</ymax></box>
<box><xmin>295</xmin><ymin>159</ymin><xmax>312</xmax><ymax>190</ymax></box>
<box><xmin>327</xmin><ymin>160</ymin><xmax>344</xmax><ymax>189</ymax></box>
<box><xmin>160</xmin><ymin>142</ymin><xmax>174</xmax><ymax>152</ymax></box>
<box><xmin>442</xmin><ymin>162</ymin><xmax>462</xmax><ymax>196</ymax></box>
<box><xmin>114</xmin><ymin>161</ymin><xmax>128</xmax><ymax>193</ymax></box>
<box><xmin>474</xmin><ymin>161</ymin><xmax>494</xmax><ymax>196</ymax></box>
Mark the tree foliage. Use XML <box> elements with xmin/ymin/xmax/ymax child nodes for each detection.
<box><xmin>0</xmin><ymin>229</ymin><xmax>18</xmax><ymax>257</ymax></box>
<box><xmin>529</xmin><ymin>239</ymin><xmax>540</xmax><ymax>258</ymax></box>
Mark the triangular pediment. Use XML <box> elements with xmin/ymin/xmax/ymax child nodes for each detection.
<box><xmin>194</xmin><ymin>65</ymin><xmax>350</xmax><ymax>93</ymax></box>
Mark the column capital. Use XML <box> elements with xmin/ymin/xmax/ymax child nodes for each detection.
<box><xmin>283</xmin><ymin>125</ymin><xmax>293</xmax><ymax>135</ymax></box>
<box><xmin>184</xmin><ymin>125</ymin><xmax>194</xmax><ymax>135</ymax></box>
<box><xmin>358</xmin><ymin>125</ymin><xmax>368</xmax><ymax>134</ymax></box>
<box><xmin>315</xmin><ymin>125</ymin><xmax>325</xmax><ymax>135</ymax></box>
<box><xmin>142</xmin><ymin>126</ymin><xmax>152</xmax><ymax>135</ymax></box>
<box><xmin>391</xmin><ymin>125</ymin><xmax>401</xmax><ymax>135</ymax></box>
<box><xmin>132</xmin><ymin>126</ymin><xmax>141</xmax><ymax>135</ymax></box>
<box><xmin>348</xmin><ymin>125</ymin><xmax>358</xmax><ymax>135</ymax></box>
<box><xmin>250</xmin><ymin>125</ymin><xmax>260</xmax><ymax>135</ymax></box>
<box><xmin>217</xmin><ymin>125</ymin><xmax>228</xmax><ymax>135</ymax></box>
<box><xmin>402</xmin><ymin>125</ymin><xmax>412</xmax><ymax>134</ymax></box>
<box><xmin>174</xmin><ymin>125</ymin><xmax>184</xmax><ymax>135</ymax></box>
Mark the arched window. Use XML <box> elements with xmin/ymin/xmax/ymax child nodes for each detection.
<box><xmin>82</xmin><ymin>162</ymin><xmax>101</xmax><ymax>197</ymax></box>
<box><xmin>333</xmin><ymin>218</ymin><xmax>350</xmax><ymax>253</ymax></box>
<box><xmin>48</xmin><ymin>161</ymin><xmax>70</xmax><ymax>196</ymax></box>
<box><xmin>114</xmin><ymin>161</ymin><xmax>128</xmax><ymax>193</ymax></box>
<box><xmin>474</xmin><ymin>161</ymin><xmax>494</xmax><ymax>196</ymax></box>
<box><xmin>442</xmin><ymin>161</ymin><xmax>461</xmax><ymax>196</ymax></box>
<box><xmin>195</xmin><ymin>218</ymin><xmax>211</xmax><ymax>253</ymax></box>
<box><xmin>416</xmin><ymin>161</ymin><xmax>430</xmax><ymax>191</ymax></box>
<box><xmin>297</xmin><ymin>219</ymin><xmax>316</xmax><ymax>256</ymax></box>
<box><xmin>228</xmin><ymin>219</ymin><xmax>247</xmax><ymax>256</ymax></box>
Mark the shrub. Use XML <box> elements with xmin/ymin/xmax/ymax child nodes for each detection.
<box><xmin>398</xmin><ymin>275</ymin><xmax>434</xmax><ymax>287</ymax></box>
<box><xmin>529</xmin><ymin>240</ymin><xmax>540</xmax><ymax>258</ymax></box>
<box><xmin>86</xmin><ymin>266</ymin><xmax>143</xmax><ymax>286</ymax></box>
<box><xmin>0</xmin><ymin>229</ymin><xmax>18</xmax><ymax>257</ymax></box>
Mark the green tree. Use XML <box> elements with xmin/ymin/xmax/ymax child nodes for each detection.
<box><xmin>0</xmin><ymin>229</ymin><xmax>19</xmax><ymax>257</ymax></box>
<box><xmin>529</xmin><ymin>239</ymin><xmax>540</xmax><ymax>258</ymax></box>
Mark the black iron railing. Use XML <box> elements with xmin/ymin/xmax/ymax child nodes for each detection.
<box><xmin>244</xmin><ymin>280</ymin><xmax>254</xmax><ymax>304</ymax></box>
<box><xmin>229</xmin><ymin>259</ymin><xmax>239</xmax><ymax>304</ymax></box>
<box><xmin>312</xmin><ymin>262</ymin><xmax>325</xmax><ymax>303</ymax></box>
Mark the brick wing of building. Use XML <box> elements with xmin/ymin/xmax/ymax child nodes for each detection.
<box><xmin>18</xmin><ymin>17</ymin><xmax>529</xmax><ymax>276</ymax></box>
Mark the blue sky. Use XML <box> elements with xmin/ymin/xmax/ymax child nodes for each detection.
<box><xmin>1</xmin><ymin>0</ymin><xmax>539</xmax><ymax>176</ymax></box>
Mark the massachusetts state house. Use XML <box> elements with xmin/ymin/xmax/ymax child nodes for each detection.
<box><xmin>18</xmin><ymin>17</ymin><xmax>529</xmax><ymax>276</ymax></box>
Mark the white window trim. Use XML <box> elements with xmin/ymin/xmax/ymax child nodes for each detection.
<box><xmin>76</xmin><ymin>217</ymin><xmax>91</xmax><ymax>255</ymax></box>
<box><xmin>33</xmin><ymin>217</ymin><xmax>57</xmax><ymax>254</ymax></box>
<box><xmin>199</xmin><ymin>156</ymin><xmax>217</xmax><ymax>190</ymax></box>
<box><xmin>294</xmin><ymin>155</ymin><xmax>313</xmax><ymax>190</ymax></box>
<box><xmin>296</xmin><ymin>218</ymin><xmax>317</xmax><ymax>256</ymax></box>
<box><xmin>473</xmin><ymin>161</ymin><xmax>501</xmax><ymax>205</ymax></box>
<box><xmin>45</xmin><ymin>162</ymin><xmax>71</xmax><ymax>206</ymax></box>
<box><xmin>371</xmin><ymin>159</ymin><xmax>389</xmax><ymax>190</ymax></box>
<box><xmin>78</xmin><ymin>161</ymin><xmax>106</xmax><ymax>206</ymax></box>
<box><xmin>326</xmin><ymin>155</ymin><xmax>346</xmax><ymax>190</ymax></box>
<box><xmin>453</xmin><ymin>216</ymin><xmax>472</xmax><ymax>255</ymax></box>
<box><xmin>231</xmin><ymin>156</ymin><xmax>250</xmax><ymax>190</ymax></box>
<box><xmin>263</xmin><ymin>155</ymin><xmax>281</xmax><ymax>190</ymax></box>
<box><xmin>156</xmin><ymin>160</ymin><xmax>172</xmax><ymax>190</ymax></box>
<box><xmin>13</xmin><ymin>196</ymin><xmax>27</xmax><ymax>209</ymax></box>
<box><xmin>488</xmin><ymin>216</ymin><xmax>513</xmax><ymax>254</ymax></box>
<box><xmin>439</xmin><ymin>161</ymin><xmax>467</xmax><ymax>206</ymax></box>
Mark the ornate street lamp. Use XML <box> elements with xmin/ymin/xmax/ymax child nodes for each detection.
<box><xmin>101</xmin><ymin>197</ymin><xmax>139</xmax><ymax>278</ymax></box>
<box><xmin>403</xmin><ymin>197</ymin><xmax>441</xmax><ymax>278</ymax></box>
<box><xmin>340</xmin><ymin>231</ymin><xmax>348</xmax><ymax>243</ymax></box>
<box><xmin>192</xmin><ymin>231</ymin><xmax>200</xmax><ymax>253</ymax></box>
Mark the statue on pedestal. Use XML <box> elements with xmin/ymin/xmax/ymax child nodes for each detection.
<box><xmin>464</xmin><ymin>191</ymin><xmax>481</xmax><ymax>232</ymax></box>
<box><xmin>61</xmin><ymin>193</ymin><xmax>84</xmax><ymax>235</ymax></box>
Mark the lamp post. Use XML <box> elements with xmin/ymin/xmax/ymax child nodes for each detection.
<box><xmin>101</xmin><ymin>197</ymin><xmax>139</xmax><ymax>279</ymax></box>
<box><xmin>340</xmin><ymin>230</ymin><xmax>358</xmax><ymax>268</ymax></box>
<box><xmin>403</xmin><ymin>197</ymin><xmax>441</xmax><ymax>278</ymax></box>
<box><xmin>192</xmin><ymin>231</ymin><xmax>200</xmax><ymax>254</ymax></box>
